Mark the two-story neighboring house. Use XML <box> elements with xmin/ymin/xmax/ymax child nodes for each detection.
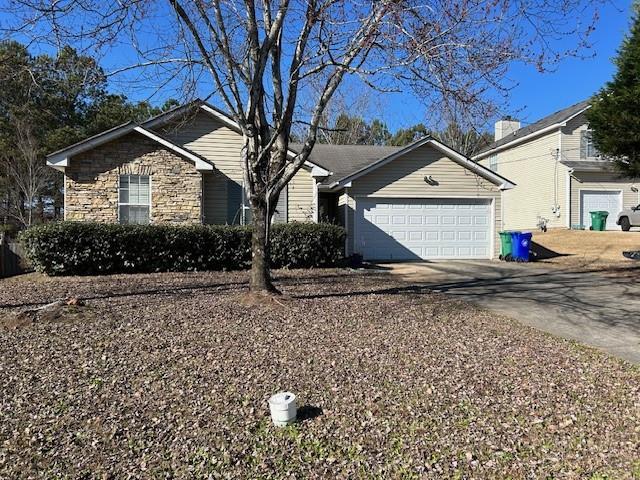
<box><xmin>474</xmin><ymin>100</ymin><xmax>640</xmax><ymax>230</ymax></box>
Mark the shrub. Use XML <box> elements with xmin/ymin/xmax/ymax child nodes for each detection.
<box><xmin>19</xmin><ymin>221</ymin><xmax>346</xmax><ymax>276</ymax></box>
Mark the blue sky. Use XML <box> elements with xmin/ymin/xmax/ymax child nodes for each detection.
<box><xmin>0</xmin><ymin>0</ymin><xmax>634</xmax><ymax>133</ymax></box>
<box><xmin>383</xmin><ymin>0</ymin><xmax>634</xmax><ymax>131</ymax></box>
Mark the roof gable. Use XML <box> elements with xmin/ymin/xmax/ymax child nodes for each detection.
<box><xmin>313</xmin><ymin>137</ymin><xmax>515</xmax><ymax>190</ymax></box>
<box><xmin>46</xmin><ymin>123</ymin><xmax>214</xmax><ymax>172</ymax></box>
<box><xmin>475</xmin><ymin>100</ymin><xmax>591</xmax><ymax>159</ymax></box>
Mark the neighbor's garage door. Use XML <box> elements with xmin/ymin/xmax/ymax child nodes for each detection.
<box><xmin>580</xmin><ymin>190</ymin><xmax>622</xmax><ymax>230</ymax></box>
<box><xmin>355</xmin><ymin>198</ymin><xmax>492</xmax><ymax>260</ymax></box>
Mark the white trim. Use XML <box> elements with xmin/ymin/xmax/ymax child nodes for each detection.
<box><xmin>285</xmin><ymin>148</ymin><xmax>332</xmax><ymax>177</ymax></box>
<box><xmin>565</xmin><ymin>168</ymin><xmax>573</xmax><ymax>228</ymax></box>
<box><xmin>343</xmin><ymin>190</ymin><xmax>350</xmax><ymax>256</ymax></box>
<box><xmin>47</xmin><ymin>124</ymin><xmax>133</xmax><ymax>166</ymax></box>
<box><xmin>500</xmin><ymin>189</ymin><xmax>505</xmax><ymax>232</ymax></box>
<box><xmin>200</xmin><ymin>172</ymin><xmax>204</xmax><ymax>224</ymax></box>
<box><xmin>474</xmin><ymin>106</ymin><xmax>591</xmax><ymax>160</ymax></box>
<box><xmin>311</xmin><ymin>165</ymin><xmax>330</xmax><ymax>177</ymax></box>
<box><xmin>490</xmin><ymin>197</ymin><xmax>496</xmax><ymax>260</ymax></box>
<box><xmin>313</xmin><ymin>179</ymin><xmax>319</xmax><ymax>223</ymax></box>
<box><xmin>63</xmin><ymin>174</ymin><xmax>67</xmax><ymax>221</ymax></box>
<box><xmin>333</xmin><ymin>137</ymin><xmax>515</xmax><ymax>191</ymax></box>
<box><xmin>199</xmin><ymin>104</ymin><xmax>242</xmax><ymax>131</ymax></box>
<box><xmin>352</xmin><ymin>195</ymin><xmax>495</xmax><ymax>261</ymax></box>
<box><xmin>132</xmin><ymin>127</ymin><xmax>213</xmax><ymax>171</ymax></box>
<box><xmin>578</xmin><ymin>188</ymin><xmax>623</xmax><ymax>230</ymax></box>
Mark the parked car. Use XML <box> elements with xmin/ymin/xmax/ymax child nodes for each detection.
<box><xmin>617</xmin><ymin>205</ymin><xmax>640</xmax><ymax>231</ymax></box>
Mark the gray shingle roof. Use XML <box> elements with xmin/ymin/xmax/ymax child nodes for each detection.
<box><xmin>290</xmin><ymin>143</ymin><xmax>403</xmax><ymax>184</ymax></box>
<box><xmin>476</xmin><ymin>100</ymin><xmax>591</xmax><ymax>156</ymax></box>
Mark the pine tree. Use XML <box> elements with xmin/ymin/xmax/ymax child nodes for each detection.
<box><xmin>587</xmin><ymin>3</ymin><xmax>640</xmax><ymax>178</ymax></box>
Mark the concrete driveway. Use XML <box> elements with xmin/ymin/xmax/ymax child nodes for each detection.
<box><xmin>388</xmin><ymin>261</ymin><xmax>640</xmax><ymax>364</ymax></box>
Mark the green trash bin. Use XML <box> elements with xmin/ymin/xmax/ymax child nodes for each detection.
<box><xmin>499</xmin><ymin>231</ymin><xmax>517</xmax><ymax>260</ymax></box>
<box><xmin>589</xmin><ymin>211</ymin><xmax>609</xmax><ymax>231</ymax></box>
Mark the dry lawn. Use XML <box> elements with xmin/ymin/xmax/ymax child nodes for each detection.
<box><xmin>0</xmin><ymin>270</ymin><xmax>639</xmax><ymax>479</ymax></box>
<box><xmin>531</xmin><ymin>228</ymin><xmax>640</xmax><ymax>269</ymax></box>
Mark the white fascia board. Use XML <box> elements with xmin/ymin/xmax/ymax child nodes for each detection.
<box><xmin>311</xmin><ymin>165</ymin><xmax>330</xmax><ymax>177</ymax></box>
<box><xmin>285</xmin><ymin>148</ymin><xmax>331</xmax><ymax>176</ymax></box>
<box><xmin>46</xmin><ymin>125</ymin><xmax>133</xmax><ymax>165</ymax></box>
<box><xmin>46</xmin><ymin>157</ymin><xmax>68</xmax><ymax>169</ymax></box>
<box><xmin>199</xmin><ymin>104</ymin><xmax>242</xmax><ymax>131</ymax></box>
<box><xmin>473</xmin><ymin>106</ymin><xmax>591</xmax><ymax>160</ymax></box>
<box><xmin>133</xmin><ymin>127</ymin><xmax>213</xmax><ymax>171</ymax></box>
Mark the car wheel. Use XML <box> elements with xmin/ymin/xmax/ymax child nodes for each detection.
<box><xmin>620</xmin><ymin>217</ymin><xmax>631</xmax><ymax>231</ymax></box>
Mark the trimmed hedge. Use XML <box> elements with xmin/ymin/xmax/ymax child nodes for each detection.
<box><xmin>19</xmin><ymin>221</ymin><xmax>346</xmax><ymax>276</ymax></box>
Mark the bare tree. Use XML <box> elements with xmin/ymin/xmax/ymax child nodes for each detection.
<box><xmin>0</xmin><ymin>116</ymin><xmax>52</xmax><ymax>227</ymax></box>
<box><xmin>3</xmin><ymin>0</ymin><xmax>601</xmax><ymax>294</ymax></box>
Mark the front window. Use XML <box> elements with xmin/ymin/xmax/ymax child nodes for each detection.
<box><xmin>119</xmin><ymin>175</ymin><xmax>150</xmax><ymax>224</ymax></box>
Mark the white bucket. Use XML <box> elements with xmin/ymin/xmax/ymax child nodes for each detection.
<box><xmin>268</xmin><ymin>392</ymin><xmax>297</xmax><ymax>427</ymax></box>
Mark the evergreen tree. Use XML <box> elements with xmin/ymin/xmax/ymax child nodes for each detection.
<box><xmin>0</xmin><ymin>40</ymin><xmax>176</xmax><ymax>226</ymax></box>
<box><xmin>587</xmin><ymin>3</ymin><xmax>640</xmax><ymax>178</ymax></box>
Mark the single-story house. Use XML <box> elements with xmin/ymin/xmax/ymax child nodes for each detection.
<box><xmin>473</xmin><ymin>100</ymin><xmax>640</xmax><ymax>231</ymax></box>
<box><xmin>47</xmin><ymin>100</ymin><xmax>515</xmax><ymax>261</ymax></box>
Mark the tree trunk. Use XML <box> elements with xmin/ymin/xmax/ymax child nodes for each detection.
<box><xmin>249</xmin><ymin>198</ymin><xmax>278</xmax><ymax>294</ymax></box>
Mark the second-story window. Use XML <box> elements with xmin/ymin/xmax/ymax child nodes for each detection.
<box><xmin>580</xmin><ymin>130</ymin><xmax>600</xmax><ymax>159</ymax></box>
<box><xmin>488</xmin><ymin>154</ymin><xmax>498</xmax><ymax>172</ymax></box>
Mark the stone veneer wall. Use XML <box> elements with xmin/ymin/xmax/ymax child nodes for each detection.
<box><xmin>65</xmin><ymin>133</ymin><xmax>202</xmax><ymax>224</ymax></box>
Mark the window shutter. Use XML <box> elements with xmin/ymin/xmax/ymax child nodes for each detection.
<box><xmin>227</xmin><ymin>180</ymin><xmax>243</xmax><ymax>225</ymax></box>
<box><xmin>580</xmin><ymin>131</ymin><xmax>587</xmax><ymax>159</ymax></box>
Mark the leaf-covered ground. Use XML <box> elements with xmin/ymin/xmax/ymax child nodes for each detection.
<box><xmin>0</xmin><ymin>270</ymin><xmax>639</xmax><ymax>479</ymax></box>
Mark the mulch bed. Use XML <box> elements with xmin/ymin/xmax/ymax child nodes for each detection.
<box><xmin>0</xmin><ymin>269</ymin><xmax>638</xmax><ymax>478</ymax></box>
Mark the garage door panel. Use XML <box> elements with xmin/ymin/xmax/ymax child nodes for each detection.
<box><xmin>474</xmin><ymin>231</ymin><xmax>487</xmax><ymax>241</ymax></box>
<box><xmin>356</xmin><ymin>198</ymin><xmax>492</xmax><ymax>260</ymax></box>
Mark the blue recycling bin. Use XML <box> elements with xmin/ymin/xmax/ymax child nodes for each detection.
<box><xmin>510</xmin><ymin>231</ymin><xmax>532</xmax><ymax>262</ymax></box>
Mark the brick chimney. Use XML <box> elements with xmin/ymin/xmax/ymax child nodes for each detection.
<box><xmin>494</xmin><ymin>118</ymin><xmax>521</xmax><ymax>141</ymax></box>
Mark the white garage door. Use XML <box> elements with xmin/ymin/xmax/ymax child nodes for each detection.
<box><xmin>580</xmin><ymin>190</ymin><xmax>622</xmax><ymax>230</ymax></box>
<box><xmin>355</xmin><ymin>198</ymin><xmax>492</xmax><ymax>260</ymax></box>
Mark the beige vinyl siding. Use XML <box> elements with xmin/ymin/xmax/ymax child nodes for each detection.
<box><xmin>273</xmin><ymin>186</ymin><xmax>287</xmax><ymax>223</ymax></box>
<box><xmin>346</xmin><ymin>143</ymin><xmax>502</xmax><ymax>256</ymax></box>
<box><xmin>157</xmin><ymin>111</ymin><xmax>245</xmax><ymax>224</ymax></box>
<box><xmin>288</xmin><ymin>165</ymin><xmax>315</xmax><ymax>222</ymax></box>
<box><xmin>569</xmin><ymin>172</ymin><xmax>639</xmax><ymax>226</ymax></box>
<box><xmin>479</xmin><ymin>130</ymin><xmax>566</xmax><ymax>230</ymax></box>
